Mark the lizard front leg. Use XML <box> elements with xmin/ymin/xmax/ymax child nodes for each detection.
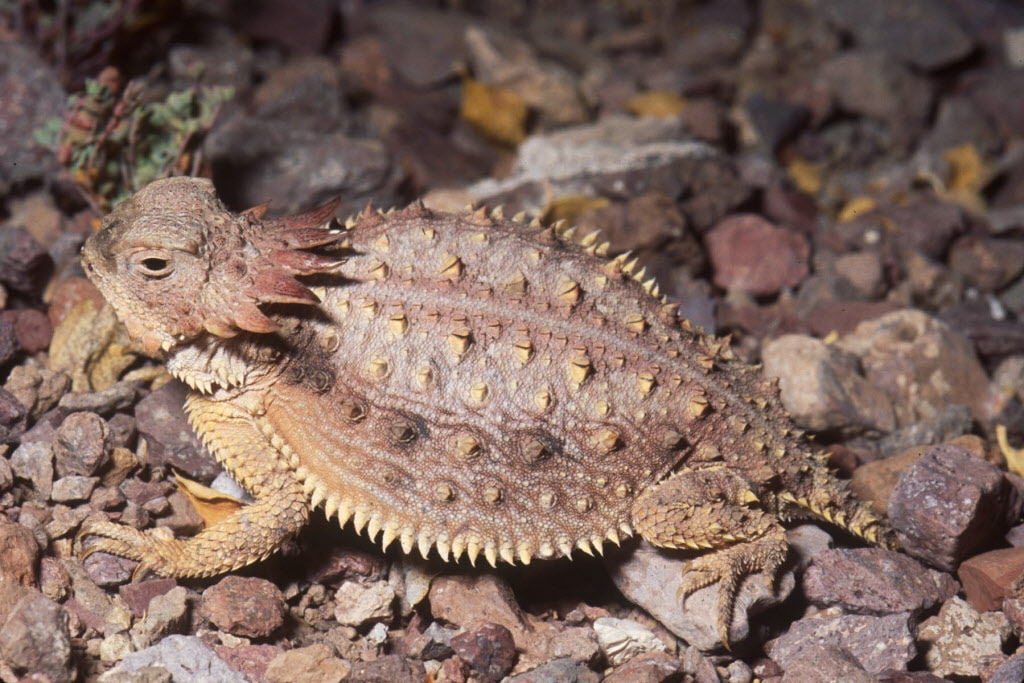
<box><xmin>630</xmin><ymin>465</ymin><xmax>789</xmax><ymax>647</ymax></box>
<box><xmin>79</xmin><ymin>394</ymin><xmax>309</xmax><ymax>578</ymax></box>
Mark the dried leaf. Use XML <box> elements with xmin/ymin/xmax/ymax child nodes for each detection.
<box><xmin>174</xmin><ymin>472</ymin><xmax>246</xmax><ymax>528</ymax></box>
<box><xmin>626</xmin><ymin>90</ymin><xmax>686</xmax><ymax>118</ymax></box>
<box><xmin>786</xmin><ymin>157</ymin><xmax>823</xmax><ymax>195</ymax></box>
<box><xmin>542</xmin><ymin>195</ymin><xmax>611</xmax><ymax>225</ymax></box>
<box><xmin>837</xmin><ymin>195</ymin><xmax>877</xmax><ymax>223</ymax></box>
<box><xmin>48</xmin><ymin>299</ymin><xmax>137</xmax><ymax>392</ymax></box>
<box><xmin>942</xmin><ymin>143</ymin><xmax>990</xmax><ymax>213</ymax></box>
<box><xmin>460</xmin><ymin>76</ymin><xmax>528</xmax><ymax>146</ymax></box>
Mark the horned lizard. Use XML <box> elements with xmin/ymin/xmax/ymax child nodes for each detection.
<box><xmin>79</xmin><ymin>177</ymin><xmax>894</xmax><ymax>644</ymax></box>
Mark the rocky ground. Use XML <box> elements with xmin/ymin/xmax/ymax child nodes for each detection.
<box><xmin>2</xmin><ymin>0</ymin><xmax>1024</xmax><ymax>681</ymax></box>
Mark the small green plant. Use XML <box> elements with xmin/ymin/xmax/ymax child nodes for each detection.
<box><xmin>36</xmin><ymin>66</ymin><xmax>233</xmax><ymax>208</ymax></box>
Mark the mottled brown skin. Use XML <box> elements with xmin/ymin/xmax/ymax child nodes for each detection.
<box><xmin>79</xmin><ymin>177</ymin><xmax>893</xmax><ymax>644</ymax></box>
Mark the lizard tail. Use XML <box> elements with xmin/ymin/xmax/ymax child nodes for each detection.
<box><xmin>778</xmin><ymin>466</ymin><xmax>898</xmax><ymax>550</ymax></box>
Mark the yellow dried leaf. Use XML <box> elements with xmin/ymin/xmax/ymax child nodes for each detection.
<box><xmin>837</xmin><ymin>195</ymin><xmax>877</xmax><ymax>223</ymax></box>
<box><xmin>542</xmin><ymin>195</ymin><xmax>611</xmax><ymax>224</ymax></box>
<box><xmin>460</xmin><ymin>77</ymin><xmax>528</xmax><ymax>146</ymax></box>
<box><xmin>942</xmin><ymin>143</ymin><xmax>989</xmax><ymax>213</ymax></box>
<box><xmin>48</xmin><ymin>299</ymin><xmax>137</xmax><ymax>392</ymax></box>
<box><xmin>626</xmin><ymin>90</ymin><xmax>686</xmax><ymax>118</ymax></box>
<box><xmin>786</xmin><ymin>157</ymin><xmax>823</xmax><ymax>195</ymax></box>
<box><xmin>174</xmin><ymin>472</ymin><xmax>246</xmax><ymax>528</ymax></box>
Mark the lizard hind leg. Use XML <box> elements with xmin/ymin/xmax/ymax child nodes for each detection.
<box><xmin>630</xmin><ymin>466</ymin><xmax>789</xmax><ymax>647</ymax></box>
<box><xmin>78</xmin><ymin>396</ymin><xmax>310</xmax><ymax>579</ymax></box>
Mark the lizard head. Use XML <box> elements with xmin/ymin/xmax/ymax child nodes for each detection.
<box><xmin>82</xmin><ymin>176</ymin><xmax>347</xmax><ymax>356</ymax></box>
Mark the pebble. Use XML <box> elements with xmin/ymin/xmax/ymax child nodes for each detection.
<box><xmin>119</xmin><ymin>579</ymin><xmax>179</xmax><ymax>618</ymax></box>
<box><xmin>134</xmin><ymin>381</ymin><xmax>221</xmax><ymax>482</ymax></box>
<box><xmin>0</xmin><ymin>41</ymin><xmax>64</xmax><ymax>193</ymax></box>
<box><xmin>212</xmin><ymin>643</ymin><xmax>282</xmax><ymax>683</ymax></box>
<box><xmin>918</xmin><ymin>597</ymin><xmax>1010</xmax><ymax>678</ymax></box>
<box><xmin>0</xmin><ymin>228</ymin><xmax>50</xmax><ymax>296</ymax></box>
<box><xmin>0</xmin><ymin>519</ymin><xmax>40</xmax><ymax>586</ymax></box>
<box><xmin>51</xmin><ymin>475</ymin><xmax>99</xmax><ymax>503</ymax></box>
<box><xmin>53</xmin><ymin>411</ymin><xmax>110</xmax><ymax>477</ymax></box>
<box><xmin>100</xmin><ymin>635</ymin><xmax>246</xmax><ymax>683</ymax></box>
<box><xmin>819</xmin><ymin>0</ymin><xmax>974</xmax><ymax>70</ymax></box>
<box><xmin>889</xmin><ymin>444</ymin><xmax>1018</xmax><ymax>570</ymax></box>
<box><xmin>606</xmin><ymin>539</ymin><xmax>794</xmax><ymax>650</ymax></box>
<box><xmin>5</xmin><ymin>308</ymin><xmax>52</xmax><ymax>354</ymax></box>
<box><xmin>4</xmin><ymin>362</ymin><xmax>69</xmax><ymax>421</ymax></box>
<box><xmin>264</xmin><ymin>643</ymin><xmax>350</xmax><ymax>683</ymax></box>
<box><xmin>201</xmin><ymin>576</ymin><xmax>286</xmax><ymax>638</ymax></box>
<box><xmin>347</xmin><ymin>653</ymin><xmax>427</xmax><ymax>683</ymax></box>
<box><xmin>130</xmin><ymin>586</ymin><xmax>189</xmax><ymax>649</ymax></box>
<box><xmin>602</xmin><ymin>651</ymin><xmax>682</xmax><ymax>683</ymax></box>
<box><xmin>0</xmin><ymin>388</ymin><xmax>27</xmax><ymax>444</ymax></box>
<box><xmin>705</xmin><ymin>214</ymin><xmax>810</xmax><ymax>296</ymax></box>
<box><xmin>0</xmin><ymin>582</ymin><xmax>74</xmax><ymax>683</ymax></box>
<box><xmin>509</xmin><ymin>657</ymin><xmax>599</xmax><ymax>683</ymax></box>
<box><xmin>0</xmin><ymin>318</ymin><xmax>17</xmax><ymax>369</ymax></box>
<box><xmin>765</xmin><ymin>612</ymin><xmax>916</xmax><ymax>674</ymax></box>
<box><xmin>836</xmin><ymin>309</ymin><xmax>994</xmax><ymax>427</ymax></box>
<box><xmin>948</xmin><ymin>236</ymin><xmax>1024</xmax><ymax>292</ymax></box>
<box><xmin>803</xmin><ymin>548</ymin><xmax>957</xmax><ymax>615</ymax></box>
<box><xmin>593</xmin><ymin>617</ymin><xmax>666</xmax><ymax>667</ymax></box>
<box><xmin>450</xmin><ymin>622</ymin><xmax>517</xmax><ymax>683</ymax></box>
<box><xmin>761</xmin><ymin>334</ymin><xmax>895</xmax><ymax>435</ymax></box>
<box><xmin>957</xmin><ymin>547</ymin><xmax>1024</xmax><ymax>612</ymax></box>
<box><xmin>777</xmin><ymin>644</ymin><xmax>875</xmax><ymax>683</ymax></box>
<box><xmin>333</xmin><ymin>579</ymin><xmax>395</xmax><ymax>626</ymax></box>
<box><xmin>10</xmin><ymin>440</ymin><xmax>54</xmax><ymax>499</ymax></box>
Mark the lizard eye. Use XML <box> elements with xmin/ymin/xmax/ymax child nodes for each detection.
<box><xmin>130</xmin><ymin>251</ymin><xmax>175</xmax><ymax>279</ymax></box>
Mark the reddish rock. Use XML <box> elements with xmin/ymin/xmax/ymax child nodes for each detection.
<box><xmin>889</xmin><ymin>444</ymin><xmax>1019</xmax><ymax>571</ymax></box>
<box><xmin>705</xmin><ymin>214</ymin><xmax>810</xmax><ymax>296</ymax></box>
<box><xmin>803</xmin><ymin>548</ymin><xmax>957</xmax><ymax>614</ymax></box>
<box><xmin>119</xmin><ymin>578</ymin><xmax>179</xmax><ymax>618</ymax></box>
<box><xmin>264</xmin><ymin>643</ymin><xmax>348</xmax><ymax>683</ymax></box>
<box><xmin>213</xmin><ymin>643</ymin><xmax>283</xmax><ymax>683</ymax></box>
<box><xmin>957</xmin><ymin>547</ymin><xmax>1024</xmax><ymax>612</ymax></box>
<box><xmin>450</xmin><ymin>623</ymin><xmax>517</xmax><ymax>683</ymax></box>
<box><xmin>2</xmin><ymin>309</ymin><xmax>51</xmax><ymax>354</ymax></box>
<box><xmin>201</xmin><ymin>576</ymin><xmax>286</xmax><ymax>639</ymax></box>
<box><xmin>134</xmin><ymin>381</ymin><xmax>221</xmax><ymax>482</ymax></box>
<box><xmin>46</xmin><ymin>277</ymin><xmax>107</xmax><ymax>329</ymax></box>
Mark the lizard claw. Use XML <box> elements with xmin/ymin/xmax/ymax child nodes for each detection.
<box><xmin>675</xmin><ymin>534</ymin><xmax>789</xmax><ymax>649</ymax></box>
<box><xmin>77</xmin><ymin>519</ymin><xmax>179</xmax><ymax>579</ymax></box>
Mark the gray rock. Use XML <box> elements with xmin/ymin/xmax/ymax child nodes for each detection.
<box><xmin>508</xmin><ymin>657</ymin><xmax>599</xmax><ymax>683</ymax></box>
<box><xmin>779</xmin><ymin>644</ymin><xmax>875</xmax><ymax>683</ymax></box>
<box><xmin>803</xmin><ymin>548</ymin><xmax>958</xmax><ymax>615</ymax></box>
<box><xmin>130</xmin><ymin>586</ymin><xmax>190</xmax><ymax>650</ymax></box>
<box><xmin>606</xmin><ymin>539</ymin><xmax>794</xmax><ymax>650</ymax></box>
<box><xmin>469</xmin><ymin>115</ymin><xmax>748</xmax><ymax>230</ymax></box>
<box><xmin>51</xmin><ymin>475</ymin><xmax>99</xmax><ymax>503</ymax></box>
<box><xmin>101</xmin><ymin>635</ymin><xmax>246</xmax><ymax>682</ymax></box>
<box><xmin>0</xmin><ymin>41</ymin><xmax>65</xmax><ymax>193</ymax></box>
<box><xmin>10</xmin><ymin>440</ymin><xmax>54</xmax><ymax>499</ymax></box>
<box><xmin>333</xmin><ymin>579</ymin><xmax>396</xmax><ymax>626</ymax></box>
<box><xmin>762</xmin><ymin>334</ymin><xmax>896</xmax><ymax>435</ymax></box>
<box><xmin>820</xmin><ymin>0</ymin><xmax>974</xmax><ymax>70</ymax></box>
<box><xmin>766</xmin><ymin>612</ymin><xmax>916</xmax><ymax>674</ymax></box>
